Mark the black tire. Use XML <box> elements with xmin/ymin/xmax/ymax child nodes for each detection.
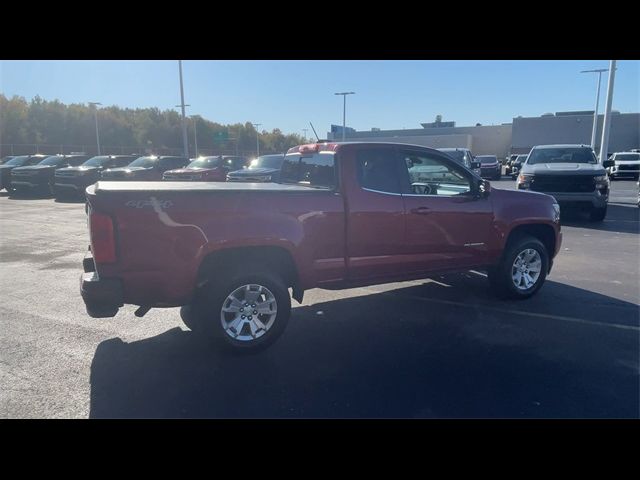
<box><xmin>488</xmin><ymin>234</ymin><xmax>549</xmax><ymax>300</ymax></box>
<box><xmin>589</xmin><ymin>205</ymin><xmax>607</xmax><ymax>222</ymax></box>
<box><xmin>185</xmin><ymin>270</ymin><xmax>291</xmax><ymax>353</ymax></box>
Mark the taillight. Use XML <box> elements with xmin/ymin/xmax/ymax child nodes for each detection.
<box><xmin>90</xmin><ymin>211</ymin><xmax>116</xmax><ymax>263</ymax></box>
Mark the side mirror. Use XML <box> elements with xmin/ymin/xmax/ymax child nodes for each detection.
<box><xmin>478</xmin><ymin>179</ymin><xmax>491</xmax><ymax>198</ymax></box>
<box><xmin>603</xmin><ymin>159</ymin><xmax>615</xmax><ymax>168</ymax></box>
<box><xmin>470</xmin><ymin>161</ymin><xmax>481</xmax><ymax>170</ymax></box>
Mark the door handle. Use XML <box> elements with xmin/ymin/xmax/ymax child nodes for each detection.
<box><xmin>410</xmin><ymin>207</ymin><xmax>431</xmax><ymax>215</ymax></box>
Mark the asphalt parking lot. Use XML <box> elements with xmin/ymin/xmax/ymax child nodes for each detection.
<box><xmin>1</xmin><ymin>179</ymin><xmax>638</xmax><ymax>418</ymax></box>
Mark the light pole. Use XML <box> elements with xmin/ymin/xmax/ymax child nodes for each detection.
<box><xmin>175</xmin><ymin>103</ymin><xmax>191</xmax><ymax>157</ymax></box>
<box><xmin>334</xmin><ymin>91</ymin><xmax>355</xmax><ymax>141</ymax></box>
<box><xmin>598</xmin><ymin>60</ymin><xmax>617</xmax><ymax>164</ymax></box>
<box><xmin>252</xmin><ymin>123</ymin><xmax>262</xmax><ymax>157</ymax></box>
<box><xmin>302</xmin><ymin>128</ymin><xmax>308</xmax><ymax>140</ymax></box>
<box><xmin>88</xmin><ymin>102</ymin><xmax>102</xmax><ymax>155</ymax></box>
<box><xmin>177</xmin><ymin>60</ymin><xmax>189</xmax><ymax>158</ymax></box>
<box><xmin>580</xmin><ymin>68</ymin><xmax>608</xmax><ymax>150</ymax></box>
<box><xmin>191</xmin><ymin>116</ymin><xmax>199</xmax><ymax>157</ymax></box>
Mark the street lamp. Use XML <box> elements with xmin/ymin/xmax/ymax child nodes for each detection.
<box><xmin>598</xmin><ymin>61</ymin><xmax>617</xmax><ymax>164</ymax></box>
<box><xmin>580</xmin><ymin>68</ymin><xmax>608</xmax><ymax>150</ymax></box>
<box><xmin>334</xmin><ymin>92</ymin><xmax>355</xmax><ymax>141</ymax></box>
<box><xmin>177</xmin><ymin>60</ymin><xmax>189</xmax><ymax>158</ymax></box>
<box><xmin>252</xmin><ymin>123</ymin><xmax>262</xmax><ymax>157</ymax></box>
<box><xmin>88</xmin><ymin>102</ymin><xmax>102</xmax><ymax>155</ymax></box>
<box><xmin>175</xmin><ymin>104</ymin><xmax>191</xmax><ymax>157</ymax></box>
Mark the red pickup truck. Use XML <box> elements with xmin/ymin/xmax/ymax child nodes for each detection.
<box><xmin>81</xmin><ymin>142</ymin><xmax>562</xmax><ymax>351</ymax></box>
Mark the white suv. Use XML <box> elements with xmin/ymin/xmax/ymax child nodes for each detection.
<box><xmin>607</xmin><ymin>152</ymin><xmax>640</xmax><ymax>180</ymax></box>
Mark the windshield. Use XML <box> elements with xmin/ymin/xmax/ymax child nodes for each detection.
<box><xmin>249</xmin><ymin>155</ymin><xmax>284</xmax><ymax>169</ymax></box>
<box><xmin>127</xmin><ymin>156</ymin><xmax>158</xmax><ymax>168</ymax></box>
<box><xmin>39</xmin><ymin>156</ymin><xmax>66</xmax><ymax>166</ymax></box>
<box><xmin>81</xmin><ymin>156</ymin><xmax>110</xmax><ymax>167</ymax></box>
<box><xmin>477</xmin><ymin>156</ymin><xmax>497</xmax><ymax>164</ymax></box>
<box><xmin>5</xmin><ymin>156</ymin><xmax>29</xmax><ymax>166</ymax></box>
<box><xmin>527</xmin><ymin>148</ymin><xmax>597</xmax><ymax>165</ymax></box>
<box><xmin>187</xmin><ymin>157</ymin><xmax>222</xmax><ymax>169</ymax></box>
<box><xmin>516</xmin><ymin>155</ymin><xmax>528</xmax><ymax>162</ymax></box>
<box><xmin>615</xmin><ymin>154</ymin><xmax>640</xmax><ymax>161</ymax></box>
<box><xmin>441</xmin><ymin>150</ymin><xmax>465</xmax><ymax>163</ymax></box>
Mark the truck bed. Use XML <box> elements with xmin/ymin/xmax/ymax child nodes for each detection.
<box><xmin>85</xmin><ymin>180</ymin><xmax>347</xmax><ymax>307</ymax></box>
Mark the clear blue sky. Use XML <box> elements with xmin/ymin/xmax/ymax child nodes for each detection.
<box><xmin>1</xmin><ymin>60</ymin><xmax>638</xmax><ymax>136</ymax></box>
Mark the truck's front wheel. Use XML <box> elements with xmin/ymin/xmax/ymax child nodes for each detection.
<box><xmin>185</xmin><ymin>272</ymin><xmax>291</xmax><ymax>353</ymax></box>
<box><xmin>488</xmin><ymin>235</ymin><xmax>548</xmax><ymax>299</ymax></box>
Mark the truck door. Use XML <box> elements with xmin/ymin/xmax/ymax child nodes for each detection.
<box><xmin>343</xmin><ymin>145</ymin><xmax>408</xmax><ymax>280</ymax></box>
<box><xmin>397</xmin><ymin>148</ymin><xmax>494</xmax><ymax>272</ymax></box>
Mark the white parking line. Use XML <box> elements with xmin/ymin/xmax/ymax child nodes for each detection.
<box><xmin>366</xmin><ymin>288</ymin><xmax>639</xmax><ymax>332</ymax></box>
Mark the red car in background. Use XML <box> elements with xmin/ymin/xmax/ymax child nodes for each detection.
<box><xmin>163</xmin><ymin>155</ymin><xmax>248</xmax><ymax>181</ymax></box>
<box><xmin>101</xmin><ymin>156</ymin><xmax>189</xmax><ymax>181</ymax></box>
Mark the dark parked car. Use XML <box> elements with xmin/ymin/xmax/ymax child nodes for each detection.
<box><xmin>437</xmin><ymin>148</ymin><xmax>481</xmax><ymax>176</ymax></box>
<box><xmin>163</xmin><ymin>156</ymin><xmax>248</xmax><ymax>181</ymax></box>
<box><xmin>54</xmin><ymin>155</ymin><xmax>137</xmax><ymax>198</ymax></box>
<box><xmin>516</xmin><ymin>144</ymin><xmax>613</xmax><ymax>222</ymax></box>
<box><xmin>226</xmin><ymin>154</ymin><xmax>285</xmax><ymax>182</ymax></box>
<box><xmin>476</xmin><ymin>155</ymin><xmax>501</xmax><ymax>180</ymax></box>
<box><xmin>504</xmin><ymin>154</ymin><xmax>519</xmax><ymax>174</ymax></box>
<box><xmin>510</xmin><ymin>154</ymin><xmax>529</xmax><ymax>179</ymax></box>
<box><xmin>0</xmin><ymin>155</ymin><xmax>47</xmax><ymax>191</ymax></box>
<box><xmin>101</xmin><ymin>156</ymin><xmax>188</xmax><ymax>181</ymax></box>
<box><xmin>10</xmin><ymin>155</ymin><xmax>90</xmax><ymax>195</ymax></box>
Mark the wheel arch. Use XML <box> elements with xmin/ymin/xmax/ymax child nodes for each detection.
<box><xmin>196</xmin><ymin>245</ymin><xmax>303</xmax><ymax>303</ymax></box>
<box><xmin>504</xmin><ymin>223</ymin><xmax>556</xmax><ymax>270</ymax></box>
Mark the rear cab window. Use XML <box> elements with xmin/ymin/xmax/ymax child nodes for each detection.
<box><xmin>356</xmin><ymin>147</ymin><xmax>402</xmax><ymax>194</ymax></box>
<box><xmin>279</xmin><ymin>152</ymin><xmax>337</xmax><ymax>189</ymax></box>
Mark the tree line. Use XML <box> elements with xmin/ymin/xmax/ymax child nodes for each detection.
<box><xmin>0</xmin><ymin>94</ymin><xmax>312</xmax><ymax>156</ymax></box>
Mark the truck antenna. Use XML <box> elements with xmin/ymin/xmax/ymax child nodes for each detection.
<box><xmin>309</xmin><ymin>122</ymin><xmax>320</xmax><ymax>141</ymax></box>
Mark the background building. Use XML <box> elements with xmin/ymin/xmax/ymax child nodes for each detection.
<box><xmin>328</xmin><ymin>112</ymin><xmax>640</xmax><ymax>159</ymax></box>
<box><xmin>511</xmin><ymin>111</ymin><xmax>640</xmax><ymax>155</ymax></box>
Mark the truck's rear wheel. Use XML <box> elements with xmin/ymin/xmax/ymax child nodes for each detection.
<box><xmin>488</xmin><ymin>235</ymin><xmax>548</xmax><ymax>299</ymax></box>
<box><xmin>185</xmin><ymin>272</ymin><xmax>291</xmax><ymax>353</ymax></box>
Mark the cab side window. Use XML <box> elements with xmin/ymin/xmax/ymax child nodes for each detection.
<box><xmin>400</xmin><ymin>151</ymin><xmax>472</xmax><ymax>196</ymax></box>
<box><xmin>356</xmin><ymin>148</ymin><xmax>401</xmax><ymax>194</ymax></box>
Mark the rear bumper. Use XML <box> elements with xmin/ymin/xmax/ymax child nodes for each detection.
<box><xmin>80</xmin><ymin>252</ymin><xmax>123</xmax><ymax>318</ymax></box>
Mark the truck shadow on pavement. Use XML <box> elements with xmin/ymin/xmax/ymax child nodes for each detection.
<box><xmin>561</xmin><ymin>204</ymin><xmax>639</xmax><ymax>234</ymax></box>
<box><xmin>89</xmin><ymin>275</ymin><xmax>639</xmax><ymax>419</ymax></box>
